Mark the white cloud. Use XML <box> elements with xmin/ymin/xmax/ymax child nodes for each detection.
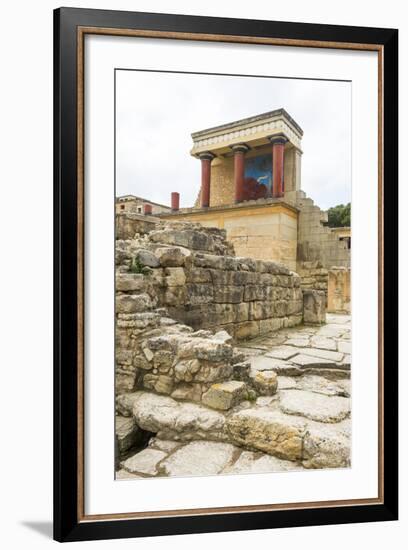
<box><xmin>116</xmin><ymin>70</ymin><xmax>351</xmax><ymax>210</ymax></box>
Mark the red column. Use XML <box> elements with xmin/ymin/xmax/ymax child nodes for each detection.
<box><xmin>199</xmin><ymin>152</ymin><xmax>215</xmax><ymax>208</ymax></box>
<box><xmin>269</xmin><ymin>135</ymin><xmax>288</xmax><ymax>198</ymax></box>
<box><xmin>143</xmin><ymin>203</ymin><xmax>152</xmax><ymax>215</ymax></box>
<box><xmin>231</xmin><ymin>144</ymin><xmax>249</xmax><ymax>203</ymax></box>
<box><xmin>171</xmin><ymin>192</ymin><xmax>180</xmax><ymax>211</ymax></box>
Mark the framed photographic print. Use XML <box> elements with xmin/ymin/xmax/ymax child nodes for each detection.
<box><xmin>53</xmin><ymin>7</ymin><xmax>398</xmax><ymax>542</ymax></box>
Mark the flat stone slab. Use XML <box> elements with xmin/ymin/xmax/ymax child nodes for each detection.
<box><xmin>249</xmin><ymin>355</ymin><xmax>302</xmax><ymax>376</ymax></box>
<box><xmin>265</xmin><ymin>346</ymin><xmax>300</xmax><ymax>360</ymax></box>
<box><xmin>285</xmin><ymin>338</ymin><xmax>310</xmax><ymax>347</ymax></box>
<box><xmin>337</xmin><ymin>341</ymin><xmax>351</xmax><ymax>354</ymax></box>
<box><xmin>223</xmin><ymin>450</ymin><xmax>302</xmax><ymax>474</ymax></box>
<box><xmin>122</xmin><ymin>448</ymin><xmax>167</xmax><ymax>476</ymax></box>
<box><xmin>279</xmin><ymin>390</ymin><xmax>350</xmax><ymax>423</ymax></box>
<box><xmin>294</xmin><ymin>347</ymin><xmax>344</xmax><ymax>362</ymax></box>
<box><xmin>290</xmin><ymin>354</ymin><xmax>336</xmax><ymax>368</ymax></box>
<box><xmin>148</xmin><ymin>438</ymin><xmax>181</xmax><ymax>453</ymax></box>
<box><xmin>277</xmin><ymin>376</ymin><xmax>298</xmax><ymax>389</ymax></box>
<box><xmin>159</xmin><ymin>441</ymin><xmax>236</xmax><ymax>476</ymax></box>
<box><xmin>115</xmin><ymin>469</ymin><xmax>144</xmax><ymax>480</ymax></box>
<box><xmin>310</xmin><ymin>336</ymin><xmax>337</xmax><ymax>351</ymax></box>
<box><xmin>296</xmin><ymin>375</ymin><xmax>350</xmax><ymax>397</ymax></box>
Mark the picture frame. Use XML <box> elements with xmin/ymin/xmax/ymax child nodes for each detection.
<box><xmin>53</xmin><ymin>7</ymin><xmax>398</xmax><ymax>542</ymax></box>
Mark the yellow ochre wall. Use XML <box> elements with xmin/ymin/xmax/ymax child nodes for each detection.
<box><xmin>161</xmin><ymin>204</ymin><xmax>298</xmax><ymax>271</ymax></box>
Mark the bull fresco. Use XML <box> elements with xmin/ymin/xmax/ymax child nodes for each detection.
<box><xmin>243</xmin><ymin>153</ymin><xmax>273</xmax><ymax>200</ymax></box>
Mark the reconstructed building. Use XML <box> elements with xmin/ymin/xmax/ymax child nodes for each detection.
<box><xmin>116</xmin><ymin>194</ymin><xmax>171</xmax><ymax>216</ymax></box>
<box><xmin>159</xmin><ymin>108</ymin><xmax>350</xmax><ymax>275</ymax></box>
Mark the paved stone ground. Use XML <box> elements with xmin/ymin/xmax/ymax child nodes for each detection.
<box><xmin>117</xmin><ymin>314</ymin><xmax>351</xmax><ymax>480</ymax></box>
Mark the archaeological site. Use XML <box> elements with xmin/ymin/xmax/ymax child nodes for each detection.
<box><xmin>115</xmin><ymin>108</ymin><xmax>351</xmax><ymax>479</ymax></box>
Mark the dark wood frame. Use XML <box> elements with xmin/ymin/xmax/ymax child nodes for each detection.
<box><xmin>54</xmin><ymin>7</ymin><xmax>398</xmax><ymax>542</ymax></box>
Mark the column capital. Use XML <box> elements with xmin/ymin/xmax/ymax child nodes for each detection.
<box><xmin>267</xmin><ymin>133</ymin><xmax>288</xmax><ymax>146</ymax></box>
<box><xmin>198</xmin><ymin>151</ymin><xmax>215</xmax><ymax>161</ymax></box>
<box><xmin>230</xmin><ymin>143</ymin><xmax>250</xmax><ymax>154</ymax></box>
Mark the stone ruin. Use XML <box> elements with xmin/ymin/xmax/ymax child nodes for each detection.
<box><xmin>115</xmin><ymin>215</ymin><xmax>349</xmax><ymax>477</ymax></box>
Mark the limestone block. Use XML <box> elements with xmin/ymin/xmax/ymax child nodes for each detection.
<box><xmin>186</xmin><ymin>283</ymin><xmax>214</xmax><ymax>305</ymax></box>
<box><xmin>136</xmin><ymin>249</ymin><xmax>160</xmax><ymax>268</ymax></box>
<box><xmin>186</xmin><ymin>267</ymin><xmax>212</xmax><ymax>283</ymax></box>
<box><xmin>122</xmin><ymin>448</ymin><xmax>167</xmax><ymax>476</ymax></box>
<box><xmin>243</xmin><ymin>285</ymin><xmax>265</xmax><ymax>301</ymax></box>
<box><xmin>226</xmin><ymin>409</ymin><xmax>306</xmax><ymax>461</ymax></box>
<box><xmin>302</xmin><ymin>421</ymin><xmax>351</xmax><ymax>468</ymax></box>
<box><xmin>303</xmin><ymin>290</ymin><xmax>326</xmax><ymax>325</ymax></box>
<box><xmin>251</xmin><ymin>371</ymin><xmax>278</xmax><ymax>396</ymax></box>
<box><xmin>234</xmin><ymin>321</ymin><xmax>260</xmax><ymax>340</ymax></box>
<box><xmin>223</xmin><ymin>450</ymin><xmax>301</xmax><ymax>474</ymax></box>
<box><xmin>164</xmin><ymin>267</ymin><xmax>186</xmax><ymax>287</ymax></box>
<box><xmin>279</xmin><ymin>390</ymin><xmax>350</xmax><ymax>423</ymax></box>
<box><xmin>116</xmin><ymin>416</ymin><xmax>141</xmax><ymax>453</ymax></box>
<box><xmin>143</xmin><ymin>374</ymin><xmax>174</xmax><ymax>395</ymax></box>
<box><xmin>131</xmin><ymin>391</ymin><xmax>226</xmax><ymax>441</ymax></box>
<box><xmin>155</xmin><ymin>246</ymin><xmax>191</xmax><ymax>267</ymax></box>
<box><xmin>213</xmin><ymin>285</ymin><xmax>244</xmax><ymax>304</ymax></box>
<box><xmin>116</xmin><ymin>273</ymin><xmax>146</xmax><ymax>292</ymax></box>
<box><xmin>159</xmin><ymin>441</ymin><xmax>236</xmax><ymax>476</ymax></box>
<box><xmin>116</xmin><ymin>293</ymin><xmax>152</xmax><ymax>314</ymax></box>
<box><xmin>202</xmin><ymin>381</ymin><xmax>247</xmax><ymax>410</ymax></box>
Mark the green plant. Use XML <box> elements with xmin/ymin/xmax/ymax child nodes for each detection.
<box><xmin>129</xmin><ymin>256</ymin><xmax>151</xmax><ymax>275</ymax></box>
<box><xmin>326</xmin><ymin>202</ymin><xmax>351</xmax><ymax>228</ymax></box>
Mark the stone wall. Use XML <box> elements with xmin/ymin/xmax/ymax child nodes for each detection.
<box><xmin>285</xmin><ymin>190</ymin><xmax>351</xmax><ymax>270</ymax></box>
<box><xmin>328</xmin><ymin>267</ymin><xmax>351</xmax><ymax>313</ymax></box>
<box><xmin>160</xmin><ymin>201</ymin><xmax>298</xmax><ymax>271</ymax></box>
<box><xmin>116</xmin><ymin>219</ymin><xmax>303</xmax><ymax>345</ymax></box>
<box><xmin>297</xmin><ymin>261</ymin><xmax>329</xmax><ymax>299</ymax></box>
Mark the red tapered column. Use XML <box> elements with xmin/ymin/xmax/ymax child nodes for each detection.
<box><xmin>231</xmin><ymin>144</ymin><xmax>250</xmax><ymax>203</ymax></box>
<box><xmin>143</xmin><ymin>203</ymin><xmax>152</xmax><ymax>215</ymax></box>
<box><xmin>199</xmin><ymin>152</ymin><xmax>215</xmax><ymax>208</ymax></box>
<box><xmin>171</xmin><ymin>192</ymin><xmax>180</xmax><ymax>211</ymax></box>
<box><xmin>269</xmin><ymin>134</ymin><xmax>288</xmax><ymax>198</ymax></box>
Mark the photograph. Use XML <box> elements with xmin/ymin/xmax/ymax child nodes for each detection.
<box><xmin>114</xmin><ymin>70</ymin><xmax>352</xmax><ymax>480</ymax></box>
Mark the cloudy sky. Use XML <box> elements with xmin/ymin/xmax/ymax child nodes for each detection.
<box><xmin>116</xmin><ymin>70</ymin><xmax>351</xmax><ymax>211</ymax></box>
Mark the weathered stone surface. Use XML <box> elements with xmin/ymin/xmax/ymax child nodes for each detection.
<box><xmin>155</xmin><ymin>246</ymin><xmax>191</xmax><ymax>267</ymax></box>
<box><xmin>115</xmin><ymin>469</ymin><xmax>143</xmax><ymax>480</ymax></box>
<box><xmin>265</xmin><ymin>346</ymin><xmax>299</xmax><ymax>360</ymax></box>
<box><xmin>213</xmin><ymin>285</ymin><xmax>244</xmax><ymax>304</ymax></box>
<box><xmin>136</xmin><ymin>249</ymin><xmax>160</xmax><ymax>268</ymax></box>
<box><xmin>223</xmin><ymin>450</ymin><xmax>301</xmax><ymax>474</ymax></box>
<box><xmin>296</xmin><ymin>347</ymin><xmax>343</xmax><ymax>362</ymax></box>
<box><xmin>164</xmin><ymin>267</ymin><xmax>186</xmax><ymax>287</ymax></box>
<box><xmin>285</xmin><ymin>337</ymin><xmax>309</xmax><ymax>347</ymax></box>
<box><xmin>296</xmin><ymin>375</ymin><xmax>350</xmax><ymax>397</ymax></box>
<box><xmin>159</xmin><ymin>441</ymin><xmax>236</xmax><ymax>476</ymax></box>
<box><xmin>202</xmin><ymin>381</ymin><xmax>247</xmax><ymax>410</ymax></box>
<box><xmin>290</xmin><ymin>354</ymin><xmax>336</xmax><ymax>368</ymax></box>
<box><xmin>250</xmin><ymin>355</ymin><xmax>302</xmax><ymax>376</ymax></box>
<box><xmin>116</xmin><ymin>273</ymin><xmax>146</xmax><ymax>292</ymax></box>
<box><xmin>132</xmin><ymin>392</ymin><xmax>226</xmax><ymax>441</ymax></box>
<box><xmin>310</xmin><ymin>336</ymin><xmax>337</xmax><ymax>351</ymax></box>
<box><xmin>279</xmin><ymin>390</ymin><xmax>350</xmax><ymax>423</ymax></box>
<box><xmin>337</xmin><ymin>341</ymin><xmax>351</xmax><ymax>354</ymax></box>
<box><xmin>251</xmin><ymin>371</ymin><xmax>278</xmax><ymax>396</ymax></box>
<box><xmin>148</xmin><ymin>437</ymin><xmax>181</xmax><ymax>453</ymax></box>
<box><xmin>303</xmin><ymin>290</ymin><xmax>326</xmax><ymax>325</ymax></box>
<box><xmin>116</xmin><ymin>415</ymin><xmax>141</xmax><ymax>453</ymax></box>
<box><xmin>302</xmin><ymin>421</ymin><xmax>351</xmax><ymax>468</ymax></box>
<box><xmin>122</xmin><ymin>448</ymin><xmax>167</xmax><ymax>475</ymax></box>
<box><xmin>226</xmin><ymin>409</ymin><xmax>306</xmax><ymax>460</ymax></box>
<box><xmin>116</xmin><ymin>293</ymin><xmax>152</xmax><ymax>314</ymax></box>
